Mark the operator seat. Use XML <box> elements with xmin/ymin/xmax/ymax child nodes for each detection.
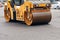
<box><xmin>10</xmin><ymin>0</ymin><xmax>15</xmax><ymax>8</ymax></box>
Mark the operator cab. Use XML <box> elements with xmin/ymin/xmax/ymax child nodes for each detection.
<box><xmin>10</xmin><ymin>0</ymin><xmax>24</xmax><ymax>8</ymax></box>
<box><xmin>10</xmin><ymin>0</ymin><xmax>24</xmax><ymax>20</ymax></box>
<box><xmin>14</xmin><ymin>0</ymin><xmax>24</xmax><ymax>6</ymax></box>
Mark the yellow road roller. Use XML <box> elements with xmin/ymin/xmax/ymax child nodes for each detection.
<box><xmin>4</xmin><ymin>0</ymin><xmax>52</xmax><ymax>26</ymax></box>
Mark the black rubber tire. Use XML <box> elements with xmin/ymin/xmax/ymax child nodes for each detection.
<box><xmin>4</xmin><ymin>7</ymin><xmax>11</xmax><ymax>22</ymax></box>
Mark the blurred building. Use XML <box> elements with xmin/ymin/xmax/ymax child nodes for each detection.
<box><xmin>0</xmin><ymin>0</ymin><xmax>59</xmax><ymax>3</ymax></box>
<box><xmin>0</xmin><ymin>0</ymin><xmax>6</xmax><ymax>2</ymax></box>
<box><xmin>50</xmin><ymin>0</ymin><xmax>60</xmax><ymax>3</ymax></box>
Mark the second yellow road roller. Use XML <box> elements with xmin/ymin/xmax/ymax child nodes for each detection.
<box><xmin>4</xmin><ymin>0</ymin><xmax>52</xmax><ymax>26</ymax></box>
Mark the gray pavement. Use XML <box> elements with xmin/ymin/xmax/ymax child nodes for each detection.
<box><xmin>0</xmin><ymin>7</ymin><xmax>4</xmax><ymax>17</ymax></box>
<box><xmin>0</xmin><ymin>7</ymin><xmax>60</xmax><ymax>40</ymax></box>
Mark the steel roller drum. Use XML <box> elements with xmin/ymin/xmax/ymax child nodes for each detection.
<box><xmin>24</xmin><ymin>10</ymin><xmax>52</xmax><ymax>25</ymax></box>
<box><xmin>32</xmin><ymin>12</ymin><xmax>51</xmax><ymax>24</ymax></box>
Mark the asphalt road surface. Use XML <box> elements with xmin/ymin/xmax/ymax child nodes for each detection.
<box><xmin>0</xmin><ymin>7</ymin><xmax>60</xmax><ymax>40</ymax></box>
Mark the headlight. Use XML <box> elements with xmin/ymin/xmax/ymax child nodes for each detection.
<box><xmin>16</xmin><ymin>6</ymin><xmax>20</xmax><ymax>8</ymax></box>
<box><xmin>5</xmin><ymin>3</ymin><xmax>7</xmax><ymax>5</ymax></box>
<box><xmin>46</xmin><ymin>4</ymin><xmax>51</xmax><ymax>7</ymax></box>
<box><xmin>36</xmin><ymin>5</ymin><xmax>39</xmax><ymax>7</ymax></box>
<box><xmin>34</xmin><ymin>4</ymin><xmax>39</xmax><ymax>7</ymax></box>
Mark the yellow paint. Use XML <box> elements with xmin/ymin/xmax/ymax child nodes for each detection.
<box><xmin>39</xmin><ymin>4</ymin><xmax>46</xmax><ymax>7</ymax></box>
<box><xmin>4</xmin><ymin>0</ymin><xmax>50</xmax><ymax>21</ymax></box>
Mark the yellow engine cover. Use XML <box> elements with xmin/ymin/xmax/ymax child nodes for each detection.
<box><xmin>39</xmin><ymin>4</ymin><xmax>46</xmax><ymax>7</ymax></box>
